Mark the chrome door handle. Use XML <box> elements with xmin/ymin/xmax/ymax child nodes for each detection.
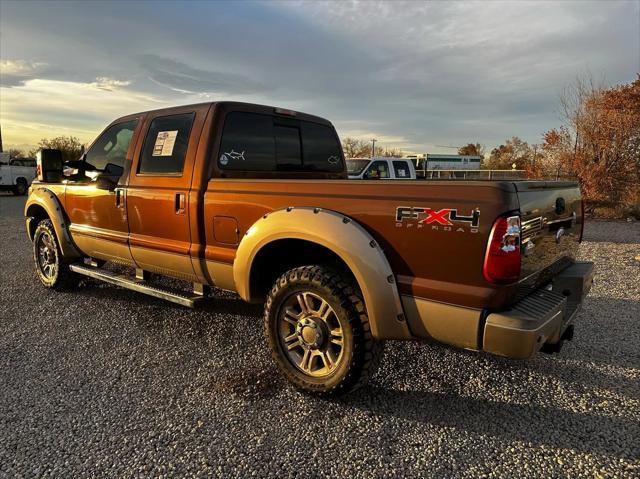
<box><xmin>115</xmin><ymin>188</ymin><xmax>124</xmax><ymax>208</ymax></box>
<box><xmin>175</xmin><ymin>192</ymin><xmax>186</xmax><ymax>214</ymax></box>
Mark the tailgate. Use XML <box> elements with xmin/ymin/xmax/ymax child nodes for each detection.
<box><xmin>516</xmin><ymin>181</ymin><xmax>582</xmax><ymax>282</ymax></box>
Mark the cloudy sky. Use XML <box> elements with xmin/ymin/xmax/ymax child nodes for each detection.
<box><xmin>1</xmin><ymin>0</ymin><xmax>638</xmax><ymax>154</ymax></box>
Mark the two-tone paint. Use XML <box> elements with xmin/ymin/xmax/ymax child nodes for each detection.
<box><xmin>24</xmin><ymin>101</ymin><xmax>589</xmax><ymax>357</ymax></box>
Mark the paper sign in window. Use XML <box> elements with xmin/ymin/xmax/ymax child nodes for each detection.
<box><xmin>152</xmin><ymin>130</ymin><xmax>178</xmax><ymax>156</ymax></box>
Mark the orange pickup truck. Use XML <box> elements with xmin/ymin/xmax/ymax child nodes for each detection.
<box><xmin>25</xmin><ymin>102</ymin><xmax>594</xmax><ymax>395</ymax></box>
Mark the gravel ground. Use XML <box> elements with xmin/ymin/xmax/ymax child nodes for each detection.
<box><xmin>1</xmin><ymin>193</ymin><xmax>639</xmax><ymax>478</ymax></box>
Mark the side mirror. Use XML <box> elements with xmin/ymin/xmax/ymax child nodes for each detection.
<box><xmin>36</xmin><ymin>149</ymin><xmax>64</xmax><ymax>182</ymax></box>
<box><xmin>96</xmin><ymin>174</ymin><xmax>117</xmax><ymax>191</ymax></box>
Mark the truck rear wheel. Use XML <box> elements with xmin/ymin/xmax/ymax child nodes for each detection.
<box><xmin>14</xmin><ymin>178</ymin><xmax>27</xmax><ymax>196</ymax></box>
<box><xmin>33</xmin><ymin>219</ymin><xmax>79</xmax><ymax>290</ymax></box>
<box><xmin>264</xmin><ymin>265</ymin><xmax>383</xmax><ymax>396</ymax></box>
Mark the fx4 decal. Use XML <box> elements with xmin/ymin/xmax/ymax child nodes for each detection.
<box><xmin>395</xmin><ymin>206</ymin><xmax>480</xmax><ymax>233</ymax></box>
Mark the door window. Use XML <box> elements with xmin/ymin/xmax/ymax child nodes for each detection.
<box><xmin>138</xmin><ymin>113</ymin><xmax>194</xmax><ymax>174</ymax></box>
<box><xmin>364</xmin><ymin>161</ymin><xmax>390</xmax><ymax>179</ymax></box>
<box><xmin>393</xmin><ymin>160</ymin><xmax>411</xmax><ymax>178</ymax></box>
<box><xmin>85</xmin><ymin>120</ymin><xmax>137</xmax><ymax>174</ymax></box>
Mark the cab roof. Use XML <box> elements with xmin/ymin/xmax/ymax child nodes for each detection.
<box><xmin>120</xmin><ymin>101</ymin><xmax>333</xmax><ymax>126</ymax></box>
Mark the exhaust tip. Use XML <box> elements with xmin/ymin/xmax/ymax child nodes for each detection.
<box><xmin>541</xmin><ymin>341</ymin><xmax>563</xmax><ymax>354</ymax></box>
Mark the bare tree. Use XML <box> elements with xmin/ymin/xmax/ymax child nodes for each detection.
<box><xmin>378</xmin><ymin>147</ymin><xmax>404</xmax><ymax>157</ymax></box>
<box><xmin>8</xmin><ymin>148</ymin><xmax>26</xmax><ymax>159</ymax></box>
<box><xmin>29</xmin><ymin>136</ymin><xmax>84</xmax><ymax>163</ymax></box>
<box><xmin>341</xmin><ymin>137</ymin><xmax>371</xmax><ymax>158</ymax></box>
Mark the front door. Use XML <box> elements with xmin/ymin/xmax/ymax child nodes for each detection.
<box><xmin>126</xmin><ymin>106</ymin><xmax>206</xmax><ymax>281</ymax></box>
<box><xmin>66</xmin><ymin>117</ymin><xmax>141</xmax><ymax>265</ymax></box>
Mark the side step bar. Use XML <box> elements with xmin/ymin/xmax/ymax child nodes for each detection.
<box><xmin>69</xmin><ymin>264</ymin><xmax>205</xmax><ymax>308</ymax></box>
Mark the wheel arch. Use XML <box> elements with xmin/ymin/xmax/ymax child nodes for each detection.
<box><xmin>24</xmin><ymin>187</ymin><xmax>81</xmax><ymax>258</ymax></box>
<box><xmin>234</xmin><ymin>207</ymin><xmax>412</xmax><ymax>340</ymax></box>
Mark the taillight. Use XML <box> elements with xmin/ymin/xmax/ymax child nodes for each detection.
<box><xmin>483</xmin><ymin>215</ymin><xmax>521</xmax><ymax>284</ymax></box>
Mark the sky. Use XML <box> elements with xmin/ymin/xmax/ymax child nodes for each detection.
<box><xmin>0</xmin><ymin>0</ymin><xmax>638</xmax><ymax>155</ymax></box>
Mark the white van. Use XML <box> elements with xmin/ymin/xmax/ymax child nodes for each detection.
<box><xmin>347</xmin><ymin>157</ymin><xmax>416</xmax><ymax>180</ymax></box>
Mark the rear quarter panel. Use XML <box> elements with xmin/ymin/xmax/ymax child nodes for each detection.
<box><xmin>201</xmin><ymin>179</ymin><xmax>519</xmax><ymax>309</ymax></box>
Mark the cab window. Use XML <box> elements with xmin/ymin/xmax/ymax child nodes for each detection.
<box><xmin>300</xmin><ymin>122</ymin><xmax>343</xmax><ymax>172</ymax></box>
<box><xmin>219</xmin><ymin>112</ymin><xmax>275</xmax><ymax>171</ymax></box>
<box><xmin>85</xmin><ymin>120</ymin><xmax>137</xmax><ymax>173</ymax></box>
<box><xmin>364</xmin><ymin>161</ymin><xmax>390</xmax><ymax>179</ymax></box>
<box><xmin>347</xmin><ymin>159</ymin><xmax>370</xmax><ymax>176</ymax></box>
<box><xmin>217</xmin><ymin>112</ymin><xmax>343</xmax><ymax>174</ymax></box>
<box><xmin>393</xmin><ymin>160</ymin><xmax>411</xmax><ymax>178</ymax></box>
<box><xmin>138</xmin><ymin>113</ymin><xmax>194</xmax><ymax>175</ymax></box>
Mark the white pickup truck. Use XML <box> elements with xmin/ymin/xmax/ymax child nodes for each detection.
<box><xmin>0</xmin><ymin>154</ymin><xmax>37</xmax><ymax>195</ymax></box>
<box><xmin>346</xmin><ymin>157</ymin><xmax>416</xmax><ymax>180</ymax></box>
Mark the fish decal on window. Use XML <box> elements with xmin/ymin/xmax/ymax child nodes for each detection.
<box><xmin>219</xmin><ymin>150</ymin><xmax>246</xmax><ymax>166</ymax></box>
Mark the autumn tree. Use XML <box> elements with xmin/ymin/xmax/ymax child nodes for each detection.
<box><xmin>458</xmin><ymin>143</ymin><xmax>485</xmax><ymax>158</ymax></box>
<box><xmin>541</xmin><ymin>73</ymin><xmax>640</xmax><ymax>214</ymax></box>
<box><xmin>30</xmin><ymin>136</ymin><xmax>84</xmax><ymax>163</ymax></box>
<box><xmin>485</xmin><ymin>137</ymin><xmax>533</xmax><ymax>170</ymax></box>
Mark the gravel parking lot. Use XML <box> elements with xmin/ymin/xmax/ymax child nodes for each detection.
<box><xmin>1</xmin><ymin>193</ymin><xmax>639</xmax><ymax>478</ymax></box>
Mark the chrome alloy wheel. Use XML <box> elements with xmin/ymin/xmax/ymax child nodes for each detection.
<box><xmin>36</xmin><ymin>231</ymin><xmax>58</xmax><ymax>279</ymax></box>
<box><xmin>278</xmin><ymin>292</ymin><xmax>344</xmax><ymax>377</ymax></box>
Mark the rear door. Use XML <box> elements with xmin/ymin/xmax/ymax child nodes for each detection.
<box><xmin>126</xmin><ymin>105</ymin><xmax>208</xmax><ymax>281</ymax></box>
<box><xmin>392</xmin><ymin>160</ymin><xmax>413</xmax><ymax>179</ymax></box>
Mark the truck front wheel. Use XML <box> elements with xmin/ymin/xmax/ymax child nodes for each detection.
<box><xmin>264</xmin><ymin>265</ymin><xmax>383</xmax><ymax>396</ymax></box>
<box><xmin>33</xmin><ymin>219</ymin><xmax>79</xmax><ymax>290</ymax></box>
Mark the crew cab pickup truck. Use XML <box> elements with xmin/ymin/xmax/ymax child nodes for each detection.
<box><xmin>25</xmin><ymin>102</ymin><xmax>594</xmax><ymax>395</ymax></box>
<box><xmin>0</xmin><ymin>155</ymin><xmax>36</xmax><ymax>195</ymax></box>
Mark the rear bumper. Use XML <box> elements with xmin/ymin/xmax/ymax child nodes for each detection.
<box><xmin>482</xmin><ymin>261</ymin><xmax>594</xmax><ymax>359</ymax></box>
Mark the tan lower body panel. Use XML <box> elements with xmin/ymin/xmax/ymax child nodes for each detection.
<box><xmin>401</xmin><ymin>295</ymin><xmax>481</xmax><ymax>350</ymax></box>
<box><xmin>130</xmin><ymin>246</ymin><xmax>198</xmax><ymax>282</ymax></box>
<box><xmin>482</xmin><ymin>289</ymin><xmax>567</xmax><ymax>359</ymax></box>
<box><xmin>205</xmin><ymin>260</ymin><xmax>236</xmax><ymax>292</ymax></box>
<box><xmin>484</xmin><ymin>309</ymin><xmax>563</xmax><ymax>359</ymax></box>
<box><xmin>70</xmin><ymin>232</ymin><xmax>135</xmax><ymax>266</ymax></box>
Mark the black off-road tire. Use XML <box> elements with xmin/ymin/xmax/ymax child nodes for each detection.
<box><xmin>264</xmin><ymin>265</ymin><xmax>384</xmax><ymax>396</ymax></box>
<box><xmin>13</xmin><ymin>178</ymin><xmax>28</xmax><ymax>196</ymax></box>
<box><xmin>33</xmin><ymin>219</ymin><xmax>80</xmax><ymax>290</ymax></box>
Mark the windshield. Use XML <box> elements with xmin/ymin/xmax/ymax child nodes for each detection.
<box><xmin>346</xmin><ymin>159</ymin><xmax>370</xmax><ymax>175</ymax></box>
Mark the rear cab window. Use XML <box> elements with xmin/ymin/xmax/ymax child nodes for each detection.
<box><xmin>216</xmin><ymin>111</ymin><xmax>343</xmax><ymax>176</ymax></box>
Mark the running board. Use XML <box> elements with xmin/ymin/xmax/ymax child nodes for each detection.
<box><xmin>69</xmin><ymin>264</ymin><xmax>205</xmax><ymax>308</ymax></box>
